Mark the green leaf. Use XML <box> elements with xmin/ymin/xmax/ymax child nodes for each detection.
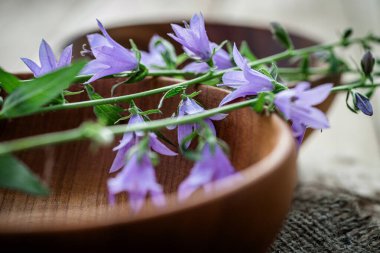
<box><xmin>239</xmin><ymin>41</ymin><xmax>257</xmax><ymax>61</ymax></box>
<box><xmin>176</xmin><ymin>53</ymin><xmax>189</xmax><ymax>66</ymax></box>
<box><xmin>129</xmin><ymin>39</ymin><xmax>141</xmax><ymax>62</ymax></box>
<box><xmin>85</xmin><ymin>85</ymin><xmax>123</xmax><ymax>125</ymax></box>
<box><xmin>0</xmin><ymin>68</ymin><xmax>21</xmax><ymax>94</ymax></box>
<box><xmin>270</xmin><ymin>22</ymin><xmax>294</xmax><ymax>50</ymax></box>
<box><xmin>157</xmin><ymin>86</ymin><xmax>185</xmax><ymax>109</ymax></box>
<box><xmin>0</xmin><ymin>61</ymin><xmax>86</xmax><ymax>118</ymax></box>
<box><xmin>0</xmin><ymin>154</ymin><xmax>49</xmax><ymax>195</ymax></box>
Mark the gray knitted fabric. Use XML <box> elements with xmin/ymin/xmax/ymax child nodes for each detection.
<box><xmin>270</xmin><ymin>185</ymin><xmax>380</xmax><ymax>253</ymax></box>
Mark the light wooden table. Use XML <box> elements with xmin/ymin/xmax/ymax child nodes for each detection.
<box><xmin>0</xmin><ymin>0</ymin><xmax>379</xmax><ymax>197</ymax></box>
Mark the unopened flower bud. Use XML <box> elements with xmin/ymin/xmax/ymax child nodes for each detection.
<box><xmin>355</xmin><ymin>92</ymin><xmax>373</xmax><ymax>116</ymax></box>
<box><xmin>361</xmin><ymin>51</ymin><xmax>375</xmax><ymax>77</ymax></box>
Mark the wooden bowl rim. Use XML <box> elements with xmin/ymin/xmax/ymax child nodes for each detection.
<box><xmin>0</xmin><ymin>77</ymin><xmax>296</xmax><ymax>235</ymax></box>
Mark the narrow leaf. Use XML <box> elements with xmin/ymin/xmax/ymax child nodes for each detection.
<box><xmin>239</xmin><ymin>41</ymin><xmax>257</xmax><ymax>61</ymax></box>
<box><xmin>0</xmin><ymin>154</ymin><xmax>49</xmax><ymax>195</ymax></box>
<box><xmin>1</xmin><ymin>61</ymin><xmax>86</xmax><ymax>118</ymax></box>
<box><xmin>0</xmin><ymin>68</ymin><xmax>21</xmax><ymax>94</ymax></box>
<box><xmin>270</xmin><ymin>22</ymin><xmax>294</xmax><ymax>50</ymax></box>
<box><xmin>85</xmin><ymin>85</ymin><xmax>123</xmax><ymax>125</ymax></box>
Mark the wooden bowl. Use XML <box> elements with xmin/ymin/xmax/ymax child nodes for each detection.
<box><xmin>0</xmin><ymin>75</ymin><xmax>297</xmax><ymax>252</ymax></box>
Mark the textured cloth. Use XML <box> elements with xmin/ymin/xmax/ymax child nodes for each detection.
<box><xmin>270</xmin><ymin>185</ymin><xmax>380</xmax><ymax>253</ymax></box>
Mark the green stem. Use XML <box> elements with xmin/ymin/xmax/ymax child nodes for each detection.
<box><xmin>332</xmin><ymin>82</ymin><xmax>380</xmax><ymax>92</ymax></box>
<box><xmin>0</xmin><ymin>98</ymin><xmax>257</xmax><ymax>155</ymax></box>
<box><xmin>11</xmin><ymin>35</ymin><xmax>372</xmax><ymax>119</ymax></box>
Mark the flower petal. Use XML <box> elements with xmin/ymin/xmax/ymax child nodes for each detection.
<box><xmin>182</xmin><ymin>62</ymin><xmax>209</xmax><ymax>73</ymax></box>
<box><xmin>219</xmin><ymin>84</ymin><xmax>261</xmax><ymax>106</ymax></box>
<box><xmin>297</xmin><ymin>83</ymin><xmax>332</xmax><ymax>106</ymax></box>
<box><xmin>220</xmin><ymin>71</ymin><xmax>247</xmax><ymax>88</ymax></box>
<box><xmin>149</xmin><ymin>133</ymin><xmax>177</xmax><ymax>156</ymax></box>
<box><xmin>21</xmin><ymin>58</ymin><xmax>41</xmax><ymax>76</ymax></box>
<box><xmin>39</xmin><ymin>39</ymin><xmax>57</xmax><ymax>72</ymax></box>
<box><xmin>57</xmin><ymin>44</ymin><xmax>73</xmax><ymax>67</ymax></box>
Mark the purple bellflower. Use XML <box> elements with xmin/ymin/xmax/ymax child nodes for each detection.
<box><xmin>178</xmin><ymin>143</ymin><xmax>236</xmax><ymax>200</ymax></box>
<box><xmin>182</xmin><ymin>43</ymin><xmax>232</xmax><ymax>73</ymax></box>
<box><xmin>140</xmin><ymin>35</ymin><xmax>167</xmax><ymax>69</ymax></box>
<box><xmin>274</xmin><ymin>82</ymin><xmax>332</xmax><ymax>145</ymax></box>
<box><xmin>175</xmin><ymin>97</ymin><xmax>226</xmax><ymax>148</ymax></box>
<box><xmin>81</xmin><ymin>20</ymin><xmax>139</xmax><ymax>83</ymax></box>
<box><xmin>108</xmin><ymin>152</ymin><xmax>166</xmax><ymax>213</ymax></box>
<box><xmin>109</xmin><ymin>114</ymin><xmax>177</xmax><ymax>173</ymax></box>
<box><xmin>21</xmin><ymin>39</ymin><xmax>73</xmax><ymax>77</ymax></box>
<box><xmin>168</xmin><ymin>13</ymin><xmax>212</xmax><ymax>61</ymax></box>
<box><xmin>108</xmin><ymin>114</ymin><xmax>176</xmax><ymax>212</ymax></box>
<box><xmin>219</xmin><ymin>44</ymin><xmax>274</xmax><ymax>106</ymax></box>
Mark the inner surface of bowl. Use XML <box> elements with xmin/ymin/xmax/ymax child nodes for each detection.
<box><xmin>0</xmin><ymin>76</ymin><xmax>285</xmax><ymax>229</ymax></box>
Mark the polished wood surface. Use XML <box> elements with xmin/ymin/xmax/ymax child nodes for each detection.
<box><xmin>0</xmin><ymin>74</ymin><xmax>297</xmax><ymax>252</ymax></box>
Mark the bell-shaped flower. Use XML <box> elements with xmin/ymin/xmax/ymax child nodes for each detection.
<box><xmin>178</xmin><ymin>143</ymin><xmax>236</xmax><ymax>200</ymax></box>
<box><xmin>175</xmin><ymin>97</ymin><xmax>226</xmax><ymax>148</ymax></box>
<box><xmin>219</xmin><ymin>44</ymin><xmax>273</xmax><ymax>106</ymax></box>
<box><xmin>141</xmin><ymin>35</ymin><xmax>171</xmax><ymax>69</ymax></box>
<box><xmin>182</xmin><ymin>42</ymin><xmax>232</xmax><ymax>73</ymax></box>
<box><xmin>81</xmin><ymin>20</ymin><xmax>139</xmax><ymax>83</ymax></box>
<box><xmin>168</xmin><ymin>13</ymin><xmax>211</xmax><ymax>61</ymax></box>
<box><xmin>108</xmin><ymin>151</ymin><xmax>165</xmax><ymax>213</ymax></box>
<box><xmin>21</xmin><ymin>39</ymin><xmax>73</xmax><ymax>77</ymax></box>
<box><xmin>274</xmin><ymin>82</ymin><xmax>332</xmax><ymax>145</ymax></box>
<box><xmin>109</xmin><ymin>114</ymin><xmax>176</xmax><ymax>173</ymax></box>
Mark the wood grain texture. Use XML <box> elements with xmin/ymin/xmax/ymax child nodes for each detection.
<box><xmin>1</xmin><ymin>75</ymin><xmax>297</xmax><ymax>252</ymax></box>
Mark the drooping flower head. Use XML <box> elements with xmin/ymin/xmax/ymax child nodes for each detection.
<box><xmin>168</xmin><ymin>13</ymin><xmax>212</xmax><ymax>61</ymax></box>
<box><xmin>81</xmin><ymin>19</ymin><xmax>139</xmax><ymax>83</ymax></box>
<box><xmin>274</xmin><ymin>82</ymin><xmax>332</xmax><ymax>145</ymax></box>
<box><xmin>219</xmin><ymin>44</ymin><xmax>274</xmax><ymax>106</ymax></box>
<box><xmin>108</xmin><ymin>147</ymin><xmax>166</xmax><ymax>213</ymax></box>
<box><xmin>141</xmin><ymin>35</ymin><xmax>176</xmax><ymax>69</ymax></box>
<box><xmin>110</xmin><ymin>114</ymin><xmax>176</xmax><ymax>173</ymax></box>
<box><xmin>21</xmin><ymin>39</ymin><xmax>73</xmax><ymax>77</ymax></box>
<box><xmin>182</xmin><ymin>42</ymin><xmax>232</xmax><ymax>73</ymax></box>
<box><xmin>108</xmin><ymin>113</ymin><xmax>177</xmax><ymax>212</ymax></box>
<box><xmin>178</xmin><ymin>143</ymin><xmax>236</xmax><ymax>200</ymax></box>
<box><xmin>175</xmin><ymin>97</ymin><xmax>226</xmax><ymax>148</ymax></box>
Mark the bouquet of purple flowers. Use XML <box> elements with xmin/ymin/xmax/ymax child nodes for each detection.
<box><xmin>0</xmin><ymin>13</ymin><xmax>378</xmax><ymax>213</ymax></box>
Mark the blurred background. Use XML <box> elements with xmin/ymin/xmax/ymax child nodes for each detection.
<box><xmin>0</xmin><ymin>0</ymin><xmax>379</xmax><ymax>197</ymax></box>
